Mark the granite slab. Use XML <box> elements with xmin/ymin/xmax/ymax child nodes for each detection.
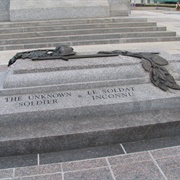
<box><xmin>0</xmin><ymin>52</ymin><xmax>180</xmax><ymax>157</ymax></box>
<box><xmin>0</xmin><ymin>0</ymin><xmax>10</xmax><ymax>22</ymax></box>
<box><xmin>10</xmin><ymin>0</ymin><xmax>110</xmax><ymax>21</ymax></box>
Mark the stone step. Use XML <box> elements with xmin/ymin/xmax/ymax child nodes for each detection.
<box><xmin>1</xmin><ymin>36</ymin><xmax>180</xmax><ymax>51</ymax></box>
<box><xmin>0</xmin><ymin>17</ymin><xmax>148</xmax><ymax>29</ymax></box>
<box><xmin>71</xmin><ymin>36</ymin><xmax>180</xmax><ymax>46</ymax></box>
<box><xmin>0</xmin><ymin>104</ymin><xmax>180</xmax><ymax>157</ymax></box>
<box><xmin>0</xmin><ymin>26</ymin><xmax>167</xmax><ymax>40</ymax></box>
<box><xmin>0</xmin><ymin>22</ymin><xmax>157</xmax><ymax>34</ymax></box>
<box><xmin>119</xmin><ymin>36</ymin><xmax>180</xmax><ymax>43</ymax></box>
<box><xmin>0</xmin><ymin>16</ymin><xmax>178</xmax><ymax>51</ymax></box>
<box><xmin>0</xmin><ymin>31</ymin><xmax>176</xmax><ymax>46</ymax></box>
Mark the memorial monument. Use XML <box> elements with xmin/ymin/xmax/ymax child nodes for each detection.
<box><xmin>0</xmin><ymin>45</ymin><xmax>180</xmax><ymax>156</ymax></box>
<box><xmin>0</xmin><ymin>0</ymin><xmax>179</xmax><ymax>158</ymax></box>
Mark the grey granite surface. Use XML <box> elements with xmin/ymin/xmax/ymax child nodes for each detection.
<box><xmin>0</xmin><ymin>154</ymin><xmax>37</xmax><ymax>169</ymax></box>
<box><xmin>40</xmin><ymin>144</ymin><xmax>124</xmax><ymax>164</ymax></box>
<box><xmin>10</xmin><ymin>0</ymin><xmax>110</xmax><ymax>21</ymax></box>
<box><xmin>0</xmin><ymin>145</ymin><xmax>179</xmax><ymax>179</ymax></box>
<box><xmin>0</xmin><ymin>143</ymin><xmax>180</xmax><ymax>180</ymax></box>
<box><xmin>0</xmin><ymin>52</ymin><xmax>180</xmax><ymax>157</ymax></box>
<box><xmin>122</xmin><ymin>135</ymin><xmax>180</xmax><ymax>153</ymax></box>
<box><xmin>0</xmin><ymin>0</ymin><xmax>10</xmax><ymax>21</ymax></box>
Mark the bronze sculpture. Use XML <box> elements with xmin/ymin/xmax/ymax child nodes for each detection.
<box><xmin>8</xmin><ymin>45</ymin><xmax>180</xmax><ymax>92</ymax></box>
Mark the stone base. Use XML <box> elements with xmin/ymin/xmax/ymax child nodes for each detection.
<box><xmin>1</xmin><ymin>108</ymin><xmax>180</xmax><ymax>157</ymax></box>
<box><xmin>10</xmin><ymin>0</ymin><xmax>110</xmax><ymax>21</ymax></box>
<box><xmin>9</xmin><ymin>0</ymin><xmax>130</xmax><ymax>22</ymax></box>
<box><xmin>0</xmin><ymin>0</ymin><xmax>10</xmax><ymax>22</ymax></box>
<box><xmin>108</xmin><ymin>0</ymin><xmax>130</xmax><ymax>16</ymax></box>
<box><xmin>0</xmin><ymin>51</ymin><xmax>180</xmax><ymax>157</ymax></box>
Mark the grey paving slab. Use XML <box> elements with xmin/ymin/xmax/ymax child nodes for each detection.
<box><xmin>64</xmin><ymin>167</ymin><xmax>113</xmax><ymax>180</ymax></box>
<box><xmin>14</xmin><ymin>172</ymin><xmax>62</xmax><ymax>180</ymax></box>
<box><xmin>62</xmin><ymin>158</ymin><xmax>107</xmax><ymax>172</ymax></box>
<box><xmin>156</xmin><ymin>156</ymin><xmax>180</xmax><ymax>180</ymax></box>
<box><xmin>40</xmin><ymin>144</ymin><xmax>124</xmax><ymax>165</ymax></box>
<box><xmin>15</xmin><ymin>163</ymin><xmax>61</xmax><ymax>178</ymax></box>
<box><xmin>108</xmin><ymin>152</ymin><xmax>151</xmax><ymax>166</ymax></box>
<box><xmin>0</xmin><ymin>154</ymin><xmax>37</xmax><ymax>169</ymax></box>
<box><xmin>111</xmin><ymin>161</ymin><xmax>164</xmax><ymax>180</ymax></box>
<box><xmin>0</xmin><ymin>168</ymin><xmax>13</xmax><ymax>179</ymax></box>
<box><xmin>122</xmin><ymin>135</ymin><xmax>180</xmax><ymax>153</ymax></box>
<box><xmin>151</xmin><ymin>145</ymin><xmax>180</xmax><ymax>159</ymax></box>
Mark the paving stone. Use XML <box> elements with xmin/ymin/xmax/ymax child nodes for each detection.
<box><xmin>40</xmin><ymin>144</ymin><xmax>124</xmax><ymax>164</ymax></box>
<box><xmin>62</xmin><ymin>158</ymin><xmax>107</xmax><ymax>172</ymax></box>
<box><xmin>15</xmin><ymin>163</ymin><xmax>61</xmax><ymax>177</ymax></box>
<box><xmin>122</xmin><ymin>135</ymin><xmax>180</xmax><ymax>153</ymax></box>
<box><xmin>14</xmin><ymin>172</ymin><xmax>62</xmax><ymax>180</ymax></box>
<box><xmin>156</xmin><ymin>156</ymin><xmax>180</xmax><ymax>180</ymax></box>
<box><xmin>111</xmin><ymin>161</ymin><xmax>164</xmax><ymax>180</ymax></box>
<box><xmin>0</xmin><ymin>168</ymin><xmax>13</xmax><ymax>179</ymax></box>
<box><xmin>108</xmin><ymin>152</ymin><xmax>151</xmax><ymax>166</ymax></box>
<box><xmin>0</xmin><ymin>154</ymin><xmax>37</xmax><ymax>169</ymax></box>
<box><xmin>64</xmin><ymin>167</ymin><xmax>113</xmax><ymax>180</ymax></box>
<box><xmin>151</xmin><ymin>145</ymin><xmax>180</xmax><ymax>159</ymax></box>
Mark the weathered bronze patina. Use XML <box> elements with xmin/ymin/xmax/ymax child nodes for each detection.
<box><xmin>98</xmin><ymin>50</ymin><xmax>180</xmax><ymax>91</ymax></box>
<box><xmin>8</xmin><ymin>45</ymin><xmax>76</xmax><ymax>66</ymax></box>
<box><xmin>8</xmin><ymin>45</ymin><xmax>180</xmax><ymax>92</ymax></box>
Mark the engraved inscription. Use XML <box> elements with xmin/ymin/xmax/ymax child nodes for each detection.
<box><xmin>4</xmin><ymin>92</ymin><xmax>72</xmax><ymax>107</ymax></box>
<box><xmin>3</xmin><ymin>86</ymin><xmax>135</xmax><ymax>109</ymax></box>
<box><xmin>87</xmin><ymin>87</ymin><xmax>135</xmax><ymax>101</ymax></box>
<box><xmin>5</xmin><ymin>96</ymin><xmax>22</xmax><ymax>102</ymax></box>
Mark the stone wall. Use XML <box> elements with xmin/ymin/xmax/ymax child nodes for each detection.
<box><xmin>0</xmin><ymin>0</ymin><xmax>10</xmax><ymax>21</ymax></box>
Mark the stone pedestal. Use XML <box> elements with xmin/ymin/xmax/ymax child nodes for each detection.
<box><xmin>0</xmin><ymin>49</ymin><xmax>180</xmax><ymax>156</ymax></box>
<box><xmin>108</xmin><ymin>0</ymin><xmax>131</xmax><ymax>16</ymax></box>
<box><xmin>10</xmin><ymin>0</ymin><xmax>110</xmax><ymax>21</ymax></box>
<box><xmin>9</xmin><ymin>0</ymin><xmax>130</xmax><ymax>22</ymax></box>
<box><xmin>0</xmin><ymin>0</ymin><xmax>10</xmax><ymax>21</ymax></box>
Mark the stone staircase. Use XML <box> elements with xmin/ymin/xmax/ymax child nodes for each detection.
<box><xmin>0</xmin><ymin>17</ymin><xmax>179</xmax><ymax>51</ymax></box>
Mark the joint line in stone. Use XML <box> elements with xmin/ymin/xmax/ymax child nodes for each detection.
<box><xmin>105</xmin><ymin>157</ymin><xmax>116</xmax><ymax>180</ymax></box>
<box><xmin>13</xmin><ymin>168</ymin><xmax>15</xmax><ymax>178</ymax></box>
<box><xmin>61</xmin><ymin>163</ymin><xmax>65</xmax><ymax>180</ymax></box>
<box><xmin>148</xmin><ymin>151</ymin><xmax>168</xmax><ymax>180</ymax></box>
<box><xmin>120</xmin><ymin>144</ymin><xmax>127</xmax><ymax>154</ymax></box>
<box><xmin>37</xmin><ymin>154</ymin><xmax>40</xmax><ymax>165</ymax></box>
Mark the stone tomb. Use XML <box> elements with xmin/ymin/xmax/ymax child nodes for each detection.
<box><xmin>0</xmin><ymin>50</ymin><xmax>180</xmax><ymax>156</ymax></box>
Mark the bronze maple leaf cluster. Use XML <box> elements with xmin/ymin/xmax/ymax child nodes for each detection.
<box><xmin>98</xmin><ymin>50</ymin><xmax>180</xmax><ymax>91</ymax></box>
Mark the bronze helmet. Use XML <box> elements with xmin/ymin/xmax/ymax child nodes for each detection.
<box><xmin>54</xmin><ymin>45</ymin><xmax>76</xmax><ymax>56</ymax></box>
